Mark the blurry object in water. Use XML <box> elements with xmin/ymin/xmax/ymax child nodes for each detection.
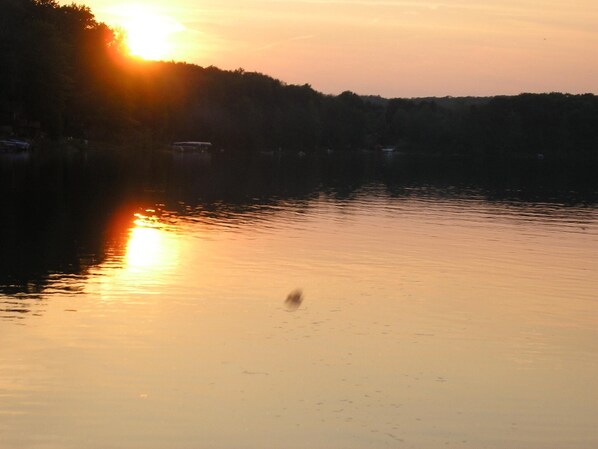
<box><xmin>285</xmin><ymin>289</ymin><xmax>304</xmax><ymax>311</ymax></box>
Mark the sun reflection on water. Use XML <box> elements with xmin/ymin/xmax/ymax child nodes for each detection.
<box><xmin>86</xmin><ymin>211</ymin><xmax>181</xmax><ymax>300</ymax></box>
<box><xmin>125</xmin><ymin>213</ymin><xmax>179</xmax><ymax>274</ymax></box>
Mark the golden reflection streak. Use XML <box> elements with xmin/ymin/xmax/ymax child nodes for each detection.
<box><xmin>84</xmin><ymin>212</ymin><xmax>181</xmax><ymax>301</ymax></box>
<box><xmin>125</xmin><ymin>213</ymin><xmax>180</xmax><ymax>275</ymax></box>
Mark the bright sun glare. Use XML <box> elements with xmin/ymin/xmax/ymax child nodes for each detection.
<box><xmin>126</xmin><ymin>213</ymin><xmax>179</xmax><ymax>273</ymax></box>
<box><xmin>115</xmin><ymin>4</ymin><xmax>184</xmax><ymax>60</ymax></box>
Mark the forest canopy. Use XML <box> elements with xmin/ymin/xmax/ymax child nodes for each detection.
<box><xmin>1</xmin><ymin>0</ymin><xmax>598</xmax><ymax>157</ymax></box>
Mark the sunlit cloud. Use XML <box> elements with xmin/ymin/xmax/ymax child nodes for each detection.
<box><xmin>252</xmin><ymin>34</ymin><xmax>316</xmax><ymax>51</ymax></box>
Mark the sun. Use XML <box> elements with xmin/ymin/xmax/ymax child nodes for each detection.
<box><xmin>113</xmin><ymin>4</ymin><xmax>184</xmax><ymax>60</ymax></box>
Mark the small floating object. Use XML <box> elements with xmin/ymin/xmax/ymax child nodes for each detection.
<box><xmin>285</xmin><ymin>289</ymin><xmax>304</xmax><ymax>311</ymax></box>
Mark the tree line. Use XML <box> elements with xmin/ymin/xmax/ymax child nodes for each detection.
<box><xmin>2</xmin><ymin>0</ymin><xmax>598</xmax><ymax>157</ymax></box>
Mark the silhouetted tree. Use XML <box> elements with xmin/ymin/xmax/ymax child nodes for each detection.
<box><xmin>1</xmin><ymin>1</ymin><xmax>597</xmax><ymax>157</ymax></box>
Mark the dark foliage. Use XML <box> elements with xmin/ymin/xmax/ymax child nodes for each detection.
<box><xmin>1</xmin><ymin>0</ymin><xmax>597</xmax><ymax>156</ymax></box>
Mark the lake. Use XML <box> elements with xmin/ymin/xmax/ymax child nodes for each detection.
<box><xmin>1</xmin><ymin>149</ymin><xmax>597</xmax><ymax>449</ymax></box>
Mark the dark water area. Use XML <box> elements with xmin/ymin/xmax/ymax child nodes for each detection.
<box><xmin>0</xmin><ymin>148</ymin><xmax>596</xmax><ymax>300</ymax></box>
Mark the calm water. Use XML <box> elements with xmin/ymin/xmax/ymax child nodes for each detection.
<box><xmin>1</xmin><ymin>150</ymin><xmax>597</xmax><ymax>449</ymax></box>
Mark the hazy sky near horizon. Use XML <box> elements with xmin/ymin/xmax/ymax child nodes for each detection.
<box><xmin>81</xmin><ymin>0</ymin><xmax>597</xmax><ymax>97</ymax></box>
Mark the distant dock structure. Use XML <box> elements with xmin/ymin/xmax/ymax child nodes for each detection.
<box><xmin>171</xmin><ymin>141</ymin><xmax>212</xmax><ymax>152</ymax></box>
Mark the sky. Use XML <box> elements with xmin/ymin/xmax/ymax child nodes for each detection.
<box><xmin>79</xmin><ymin>0</ymin><xmax>598</xmax><ymax>98</ymax></box>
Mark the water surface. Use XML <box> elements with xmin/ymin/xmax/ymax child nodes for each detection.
<box><xmin>1</xmin><ymin>151</ymin><xmax>597</xmax><ymax>448</ymax></box>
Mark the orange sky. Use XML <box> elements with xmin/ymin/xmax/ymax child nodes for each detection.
<box><xmin>82</xmin><ymin>0</ymin><xmax>598</xmax><ymax>97</ymax></box>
